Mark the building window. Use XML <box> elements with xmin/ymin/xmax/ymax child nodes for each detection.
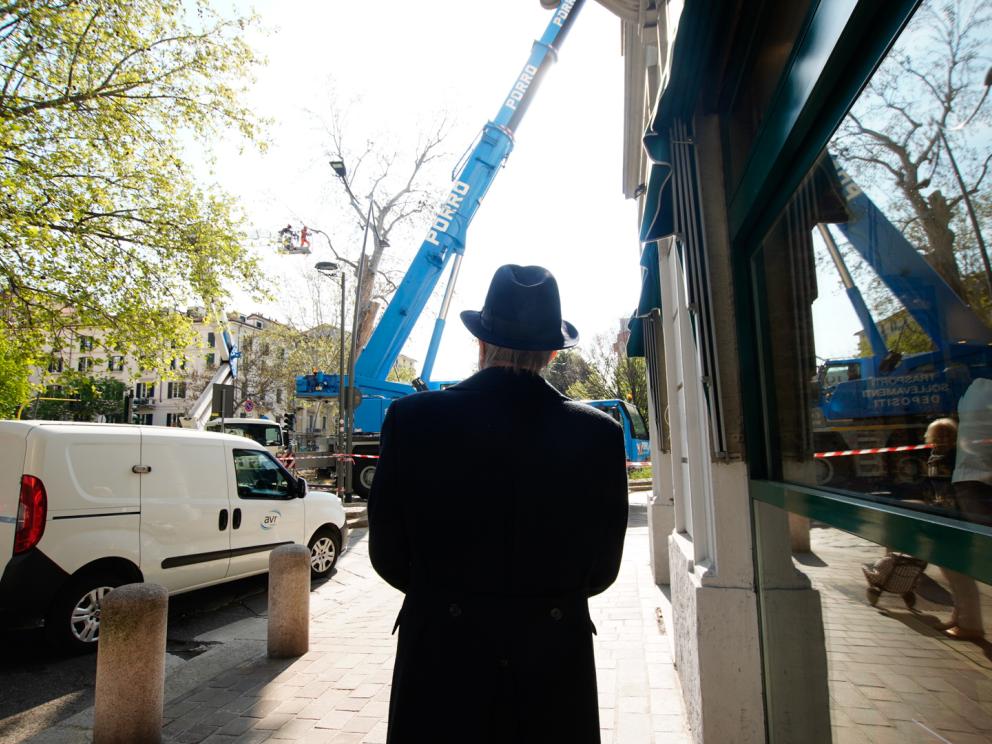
<box><xmin>166</xmin><ymin>412</ymin><xmax>182</xmax><ymax>426</ymax></box>
<box><xmin>77</xmin><ymin>357</ymin><xmax>93</xmax><ymax>372</ymax></box>
<box><xmin>276</xmin><ymin>388</ymin><xmax>283</xmax><ymax>404</ymax></box>
<box><xmin>206</xmin><ymin>353</ymin><xmax>216</xmax><ymax>368</ymax></box>
<box><xmin>134</xmin><ymin>382</ymin><xmax>155</xmax><ymax>400</ymax></box>
<box><xmin>108</xmin><ymin>355</ymin><xmax>125</xmax><ymax>372</ymax></box>
<box><xmin>138</xmin><ymin>413</ymin><xmax>153</xmax><ymax>425</ymax></box>
<box><xmin>207</xmin><ymin>331</ymin><xmax>216</xmax><ymax>347</ymax></box>
<box><xmin>48</xmin><ymin>357</ymin><xmax>64</xmax><ymax>373</ymax></box>
<box><xmin>167</xmin><ymin>382</ymin><xmax>187</xmax><ymax>399</ymax></box>
<box><xmin>255</xmin><ymin>321</ymin><xmax>263</xmax><ymax>329</ymax></box>
<box><xmin>79</xmin><ymin>335</ymin><xmax>93</xmax><ymax>352</ymax></box>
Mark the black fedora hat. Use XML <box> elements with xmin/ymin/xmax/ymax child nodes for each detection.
<box><xmin>460</xmin><ymin>264</ymin><xmax>579</xmax><ymax>350</ymax></box>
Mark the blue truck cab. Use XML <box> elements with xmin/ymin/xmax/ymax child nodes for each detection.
<box><xmin>583</xmin><ymin>399</ymin><xmax>651</xmax><ymax>467</ymax></box>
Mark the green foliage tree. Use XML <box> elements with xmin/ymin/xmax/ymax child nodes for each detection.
<box><xmin>0</xmin><ymin>0</ymin><xmax>265</xmax><ymax>398</ymax></box>
<box><xmin>561</xmin><ymin>332</ymin><xmax>650</xmax><ymax>425</ymax></box>
<box><xmin>0</xmin><ymin>325</ymin><xmax>33</xmax><ymax>417</ymax></box>
<box><xmin>32</xmin><ymin>372</ymin><xmax>126</xmax><ymax>421</ymax></box>
<box><xmin>543</xmin><ymin>349</ymin><xmax>597</xmax><ymax>394</ymax></box>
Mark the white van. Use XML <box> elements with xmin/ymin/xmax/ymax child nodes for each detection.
<box><xmin>0</xmin><ymin>421</ymin><xmax>348</xmax><ymax>652</ymax></box>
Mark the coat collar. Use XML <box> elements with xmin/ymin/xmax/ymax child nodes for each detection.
<box><xmin>449</xmin><ymin>366</ymin><xmax>568</xmax><ymax>402</ymax></box>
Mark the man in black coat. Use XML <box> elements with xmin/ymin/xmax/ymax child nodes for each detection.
<box><xmin>368</xmin><ymin>264</ymin><xmax>629</xmax><ymax>744</ymax></box>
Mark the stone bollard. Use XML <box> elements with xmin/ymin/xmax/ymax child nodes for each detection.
<box><xmin>268</xmin><ymin>544</ymin><xmax>310</xmax><ymax>658</ymax></box>
<box><xmin>93</xmin><ymin>582</ymin><xmax>168</xmax><ymax>744</ymax></box>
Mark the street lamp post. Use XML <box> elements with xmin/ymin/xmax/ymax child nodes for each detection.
<box><xmin>328</xmin><ymin>158</ymin><xmax>382</xmax><ymax>500</ymax></box>
<box><xmin>315</xmin><ymin>261</ymin><xmax>348</xmax><ymax>497</ymax></box>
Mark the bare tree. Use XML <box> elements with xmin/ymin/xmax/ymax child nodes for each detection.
<box><xmin>833</xmin><ymin>0</ymin><xmax>991</xmax><ymax>303</ymax></box>
<box><xmin>311</xmin><ymin>102</ymin><xmax>452</xmax><ymax>350</ymax></box>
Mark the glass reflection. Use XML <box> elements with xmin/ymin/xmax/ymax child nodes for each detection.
<box><xmin>756</xmin><ymin>502</ymin><xmax>992</xmax><ymax>744</ymax></box>
<box><xmin>758</xmin><ymin>0</ymin><xmax>992</xmax><ymax>525</ymax></box>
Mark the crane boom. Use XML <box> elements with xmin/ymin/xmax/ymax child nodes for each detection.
<box><xmin>355</xmin><ymin>0</ymin><xmax>584</xmax><ymax>382</ymax></box>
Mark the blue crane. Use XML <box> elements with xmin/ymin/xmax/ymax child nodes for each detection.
<box><xmin>813</xmin><ymin>153</ymin><xmax>992</xmax><ymax>489</ymax></box>
<box><xmin>296</xmin><ymin>1</ymin><xmax>585</xmax><ymax>439</ymax></box>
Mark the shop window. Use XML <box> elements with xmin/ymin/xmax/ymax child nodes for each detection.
<box><xmin>207</xmin><ymin>331</ymin><xmax>216</xmax><ymax>347</ymax></box>
<box><xmin>754</xmin><ymin>0</ymin><xmax>992</xmax><ymax>527</ymax></box>
<box><xmin>750</xmin><ymin>2</ymin><xmax>992</xmax><ymax>739</ymax></box>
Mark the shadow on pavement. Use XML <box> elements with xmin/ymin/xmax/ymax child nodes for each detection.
<box><xmin>0</xmin><ymin>567</ymin><xmax>341</xmax><ymax>743</ymax></box>
<box><xmin>628</xmin><ymin>502</ymin><xmax>648</xmax><ymax>528</ymax></box>
<box><xmin>794</xmin><ymin>552</ymin><xmax>828</xmax><ymax>567</ymax></box>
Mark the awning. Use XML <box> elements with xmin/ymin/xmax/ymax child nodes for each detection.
<box><xmin>627</xmin><ymin>134</ymin><xmax>672</xmax><ymax>357</ymax></box>
<box><xmin>625</xmin><ymin>1</ymin><xmax>731</xmax><ymax>358</ymax></box>
<box><xmin>626</xmin><ymin>239</ymin><xmax>662</xmax><ymax>357</ymax></box>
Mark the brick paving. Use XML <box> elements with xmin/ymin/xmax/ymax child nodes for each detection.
<box><xmin>800</xmin><ymin>525</ymin><xmax>992</xmax><ymax>743</ymax></box>
<box><xmin>153</xmin><ymin>494</ymin><xmax>689</xmax><ymax>743</ymax></box>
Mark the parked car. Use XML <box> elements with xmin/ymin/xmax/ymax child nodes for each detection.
<box><xmin>0</xmin><ymin>421</ymin><xmax>348</xmax><ymax>652</ymax></box>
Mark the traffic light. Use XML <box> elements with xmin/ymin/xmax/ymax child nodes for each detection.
<box><xmin>283</xmin><ymin>412</ymin><xmax>296</xmax><ymax>431</ymax></box>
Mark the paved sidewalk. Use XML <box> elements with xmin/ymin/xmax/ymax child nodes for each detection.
<box><xmin>35</xmin><ymin>493</ymin><xmax>689</xmax><ymax>743</ymax></box>
<box><xmin>799</xmin><ymin>525</ymin><xmax>992</xmax><ymax>743</ymax></box>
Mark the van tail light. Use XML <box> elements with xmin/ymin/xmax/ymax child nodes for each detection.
<box><xmin>14</xmin><ymin>475</ymin><xmax>47</xmax><ymax>554</ymax></box>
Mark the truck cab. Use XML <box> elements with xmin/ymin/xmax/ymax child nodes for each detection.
<box><xmin>582</xmin><ymin>399</ymin><xmax>651</xmax><ymax>467</ymax></box>
<box><xmin>205</xmin><ymin>417</ymin><xmax>287</xmax><ymax>455</ymax></box>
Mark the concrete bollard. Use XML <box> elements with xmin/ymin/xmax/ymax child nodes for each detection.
<box><xmin>93</xmin><ymin>582</ymin><xmax>168</xmax><ymax>744</ymax></box>
<box><xmin>268</xmin><ymin>544</ymin><xmax>310</xmax><ymax>658</ymax></box>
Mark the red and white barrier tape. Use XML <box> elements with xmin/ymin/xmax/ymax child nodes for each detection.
<box><xmin>814</xmin><ymin>443</ymin><xmax>932</xmax><ymax>459</ymax></box>
<box><xmin>285</xmin><ymin>452</ymin><xmax>380</xmax><ymax>462</ymax></box>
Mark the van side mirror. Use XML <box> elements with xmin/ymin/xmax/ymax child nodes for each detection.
<box><xmin>296</xmin><ymin>477</ymin><xmax>308</xmax><ymax>498</ymax></box>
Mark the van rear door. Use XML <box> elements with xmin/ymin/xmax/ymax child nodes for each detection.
<box><xmin>139</xmin><ymin>429</ymin><xmax>231</xmax><ymax>591</ymax></box>
<box><xmin>0</xmin><ymin>422</ymin><xmax>30</xmax><ymax>572</ymax></box>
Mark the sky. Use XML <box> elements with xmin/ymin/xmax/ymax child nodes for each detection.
<box><xmin>215</xmin><ymin>0</ymin><xmax>642</xmax><ymax>381</ymax></box>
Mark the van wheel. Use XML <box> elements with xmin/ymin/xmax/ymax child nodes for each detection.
<box><xmin>46</xmin><ymin>571</ymin><xmax>125</xmax><ymax>654</ymax></box>
<box><xmin>352</xmin><ymin>462</ymin><xmax>376</xmax><ymax>499</ymax></box>
<box><xmin>308</xmin><ymin>528</ymin><xmax>341</xmax><ymax>579</ymax></box>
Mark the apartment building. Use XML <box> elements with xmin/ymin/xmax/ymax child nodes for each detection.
<box><xmin>33</xmin><ymin>308</ymin><xmax>293</xmax><ymax>427</ymax></box>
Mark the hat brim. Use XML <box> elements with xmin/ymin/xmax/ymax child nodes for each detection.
<box><xmin>460</xmin><ymin>310</ymin><xmax>579</xmax><ymax>351</ymax></box>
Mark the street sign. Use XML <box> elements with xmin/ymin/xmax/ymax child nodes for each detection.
<box><xmin>212</xmin><ymin>384</ymin><xmax>235</xmax><ymax>419</ymax></box>
<box><xmin>244</xmin><ymin>399</ymin><xmax>254</xmax><ymax>413</ymax></box>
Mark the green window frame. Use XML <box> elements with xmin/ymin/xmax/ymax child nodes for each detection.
<box><xmin>728</xmin><ymin>0</ymin><xmax>992</xmax><ymax>582</ymax></box>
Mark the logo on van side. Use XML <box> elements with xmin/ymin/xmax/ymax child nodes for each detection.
<box><xmin>261</xmin><ymin>510</ymin><xmax>282</xmax><ymax>530</ymax></box>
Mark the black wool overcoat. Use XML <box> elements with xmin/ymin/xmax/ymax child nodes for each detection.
<box><xmin>368</xmin><ymin>366</ymin><xmax>629</xmax><ymax>744</ymax></box>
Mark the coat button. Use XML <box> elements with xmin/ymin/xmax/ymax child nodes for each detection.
<box><xmin>448</xmin><ymin>603</ymin><xmax>462</xmax><ymax>617</ymax></box>
<box><xmin>550</xmin><ymin>607</ymin><xmax>563</xmax><ymax>621</ymax></box>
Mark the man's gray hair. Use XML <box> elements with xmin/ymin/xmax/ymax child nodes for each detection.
<box><xmin>481</xmin><ymin>342</ymin><xmax>555</xmax><ymax>374</ymax></box>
